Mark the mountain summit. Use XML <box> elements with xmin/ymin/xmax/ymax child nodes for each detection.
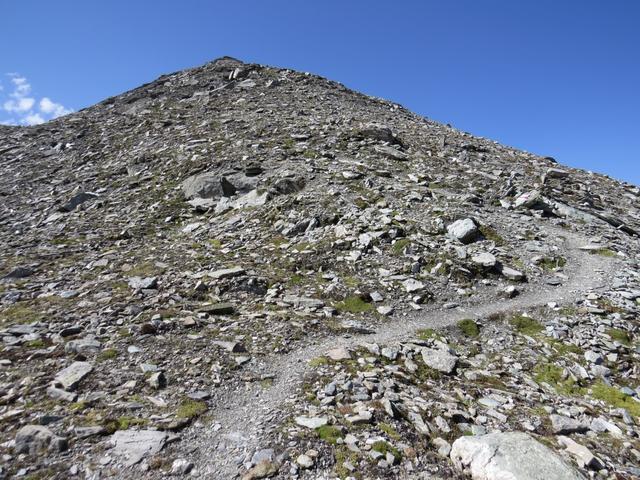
<box><xmin>1</xmin><ymin>58</ymin><xmax>639</xmax><ymax>479</ymax></box>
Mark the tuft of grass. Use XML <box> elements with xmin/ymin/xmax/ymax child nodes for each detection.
<box><xmin>416</xmin><ymin>328</ymin><xmax>442</xmax><ymax>341</ymax></box>
<box><xmin>316</xmin><ymin>425</ymin><xmax>343</xmax><ymax>444</ymax></box>
<box><xmin>335</xmin><ymin>296</ymin><xmax>373</xmax><ymax>314</ymax></box>
<box><xmin>372</xmin><ymin>441</ymin><xmax>402</xmax><ymax>462</ymax></box>
<box><xmin>591</xmin><ymin>382</ymin><xmax>640</xmax><ymax>417</ymax></box>
<box><xmin>104</xmin><ymin>416</ymin><xmax>148</xmax><ymax>433</ymax></box>
<box><xmin>591</xmin><ymin>248</ymin><xmax>617</xmax><ymax>257</ymax></box>
<box><xmin>510</xmin><ymin>314</ymin><xmax>543</xmax><ymax>336</ymax></box>
<box><xmin>378</xmin><ymin>422</ymin><xmax>401</xmax><ymax>440</ymax></box>
<box><xmin>457</xmin><ymin>319</ymin><xmax>480</xmax><ymax>337</ymax></box>
<box><xmin>479</xmin><ymin>225</ymin><xmax>505</xmax><ymax>246</ymax></box>
<box><xmin>176</xmin><ymin>399</ymin><xmax>208</xmax><ymax>419</ymax></box>
<box><xmin>97</xmin><ymin>348</ymin><xmax>119</xmax><ymax>361</ymax></box>
<box><xmin>533</xmin><ymin>363</ymin><xmax>584</xmax><ymax>396</ymax></box>
<box><xmin>0</xmin><ymin>304</ymin><xmax>44</xmax><ymax>325</ymax></box>
<box><xmin>309</xmin><ymin>357</ymin><xmax>329</xmax><ymax>368</ymax></box>
<box><xmin>606</xmin><ymin>328</ymin><xmax>631</xmax><ymax>346</ymax></box>
<box><xmin>538</xmin><ymin>256</ymin><xmax>567</xmax><ymax>271</ymax></box>
<box><xmin>25</xmin><ymin>339</ymin><xmax>46</xmax><ymax>348</ymax></box>
<box><xmin>391</xmin><ymin>238</ymin><xmax>411</xmax><ymax>255</ymax></box>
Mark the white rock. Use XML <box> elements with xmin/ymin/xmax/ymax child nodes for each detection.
<box><xmin>451</xmin><ymin>432</ymin><xmax>584</xmax><ymax>480</ymax></box>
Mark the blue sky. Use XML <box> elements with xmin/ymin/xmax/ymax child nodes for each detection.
<box><xmin>1</xmin><ymin>1</ymin><xmax>638</xmax><ymax>185</ymax></box>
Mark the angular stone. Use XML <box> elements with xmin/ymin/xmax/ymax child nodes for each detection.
<box><xmin>326</xmin><ymin>347</ymin><xmax>351</xmax><ymax>361</ymax></box>
<box><xmin>54</xmin><ymin>361</ymin><xmax>93</xmax><ymax>390</ymax></box>
<box><xmin>209</xmin><ymin>266</ymin><xmax>245</xmax><ymax>280</ymax></box>
<box><xmin>471</xmin><ymin>252</ymin><xmax>497</xmax><ymax>268</ymax></box>
<box><xmin>15</xmin><ymin>425</ymin><xmax>67</xmax><ymax>455</ymax></box>
<box><xmin>421</xmin><ymin>347</ymin><xmax>457</xmax><ymax>374</ymax></box>
<box><xmin>111</xmin><ymin>430</ymin><xmax>168</xmax><ymax>466</ymax></box>
<box><xmin>549</xmin><ymin>414</ymin><xmax>589</xmax><ymax>435</ymax></box>
<box><xmin>451</xmin><ymin>432</ymin><xmax>584</xmax><ymax>480</ymax></box>
<box><xmin>128</xmin><ymin>276</ymin><xmax>158</xmax><ymax>290</ymax></box>
<box><xmin>294</xmin><ymin>416</ymin><xmax>328</xmax><ymax>429</ymax></box>
<box><xmin>447</xmin><ymin>218</ymin><xmax>479</xmax><ymax>244</ymax></box>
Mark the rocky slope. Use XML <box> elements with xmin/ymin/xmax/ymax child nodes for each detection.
<box><xmin>0</xmin><ymin>56</ymin><xmax>639</xmax><ymax>479</ymax></box>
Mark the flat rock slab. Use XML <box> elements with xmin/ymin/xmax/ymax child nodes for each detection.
<box><xmin>54</xmin><ymin>361</ymin><xmax>93</xmax><ymax>390</ymax></box>
<box><xmin>111</xmin><ymin>430</ymin><xmax>168</xmax><ymax>466</ymax></box>
<box><xmin>294</xmin><ymin>416</ymin><xmax>328</xmax><ymax>429</ymax></box>
<box><xmin>209</xmin><ymin>266</ymin><xmax>245</xmax><ymax>280</ymax></box>
<box><xmin>451</xmin><ymin>431</ymin><xmax>584</xmax><ymax>480</ymax></box>
<box><xmin>421</xmin><ymin>347</ymin><xmax>457</xmax><ymax>374</ymax></box>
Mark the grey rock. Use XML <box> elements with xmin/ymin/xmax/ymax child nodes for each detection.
<box><xmin>451</xmin><ymin>432</ymin><xmax>584</xmax><ymax>480</ymax></box>
<box><xmin>54</xmin><ymin>361</ymin><xmax>93</xmax><ymax>390</ymax></box>
<box><xmin>549</xmin><ymin>414</ymin><xmax>589</xmax><ymax>435</ymax></box>
<box><xmin>209</xmin><ymin>266</ymin><xmax>245</xmax><ymax>280</ymax></box>
<box><xmin>471</xmin><ymin>252</ymin><xmax>497</xmax><ymax>268</ymax></box>
<box><xmin>447</xmin><ymin>218</ymin><xmax>479</xmax><ymax>244</ymax></box>
<box><xmin>59</xmin><ymin>191</ymin><xmax>98</xmax><ymax>212</ymax></box>
<box><xmin>128</xmin><ymin>276</ymin><xmax>158</xmax><ymax>290</ymax></box>
<box><xmin>294</xmin><ymin>416</ymin><xmax>328</xmax><ymax>429</ymax></box>
<box><xmin>15</xmin><ymin>425</ymin><xmax>67</xmax><ymax>455</ymax></box>
<box><xmin>421</xmin><ymin>347</ymin><xmax>457</xmax><ymax>374</ymax></box>
<box><xmin>111</xmin><ymin>430</ymin><xmax>168</xmax><ymax>466</ymax></box>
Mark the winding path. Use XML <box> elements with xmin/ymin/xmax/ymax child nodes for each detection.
<box><xmin>187</xmin><ymin>227</ymin><xmax>618</xmax><ymax>478</ymax></box>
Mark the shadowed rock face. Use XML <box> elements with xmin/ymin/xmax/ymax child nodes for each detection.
<box><xmin>0</xmin><ymin>57</ymin><xmax>638</xmax><ymax>479</ymax></box>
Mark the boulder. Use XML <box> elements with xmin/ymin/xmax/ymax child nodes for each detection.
<box><xmin>15</xmin><ymin>425</ymin><xmax>67</xmax><ymax>455</ymax></box>
<box><xmin>421</xmin><ymin>347</ymin><xmax>457</xmax><ymax>374</ymax></box>
<box><xmin>54</xmin><ymin>361</ymin><xmax>93</xmax><ymax>390</ymax></box>
<box><xmin>451</xmin><ymin>431</ymin><xmax>584</xmax><ymax>480</ymax></box>
<box><xmin>182</xmin><ymin>173</ymin><xmax>237</xmax><ymax>199</ymax></box>
<box><xmin>447</xmin><ymin>218</ymin><xmax>479</xmax><ymax>244</ymax></box>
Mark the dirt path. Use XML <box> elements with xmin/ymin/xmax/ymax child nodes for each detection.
<box><xmin>188</xmin><ymin>227</ymin><xmax>618</xmax><ymax>478</ymax></box>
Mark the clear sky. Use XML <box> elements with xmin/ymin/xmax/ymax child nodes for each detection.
<box><xmin>1</xmin><ymin>0</ymin><xmax>638</xmax><ymax>185</ymax></box>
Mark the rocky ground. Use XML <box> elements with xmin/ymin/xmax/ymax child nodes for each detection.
<box><xmin>0</xmin><ymin>57</ymin><xmax>639</xmax><ymax>479</ymax></box>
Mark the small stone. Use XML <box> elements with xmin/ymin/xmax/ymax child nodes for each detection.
<box><xmin>471</xmin><ymin>252</ymin><xmax>496</xmax><ymax>268</ymax></box>
<box><xmin>447</xmin><ymin>218</ymin><xmax>479</xmax><ymax>244</ymax></box>
<box><xmin>549</xmin><ymin>414</ymin><xmax>588</xmax><ymax>435</ymax></box>
<box><xmin>295</xmin><ymin>416</ymin><xmax>328</xmax><ymax>429</ymax></box>
<box><xmin>402</xmin><ymin>278</ymin><xmax>424</xmax><ymax>293</ymax></box>
<box><xmin>377</xmin><ymin>305</ymin><xmax>394</xmax><ymax>316</ymax></box>
<box><xmin>242</xmin><ymin>460</ymin><xmax>279</xmax><ymax>480</ymax></box>
<box><xmin>128</xmin><ymin>276</ymin><xmax>158</xmax><ymax>290</ymax></box>
<box><xmin>296</xmin><ymin>454</ymin><xmax>314</xmax><ymax>469</ymax></box>
<box><xmin>171</xmin><ymin>458</ymin><xmax>194</xmax><ymax>475</ymax></box>
<box><xmin>326</xmin><ymin>347</ymin><xmax>351</xmax><ymax>361</ymax></box>
<box><xmin>147</xmin><ymin>372</ymin><xmax>166</xmax><ymax>390</ymax></box>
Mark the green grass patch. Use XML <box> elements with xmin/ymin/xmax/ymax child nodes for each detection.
<box><xmin>0</xmin><ymin>304</ymin><xmax>45</xmax><ymax>325</ymax></box>
<box><xmin>479</xmin><ymin>225</ymin><xmax>505</xmax><ymax>246</ymax></box>
<box><xmin>176</xmin><ymin>399</ymin><xmax>208</xmax><ymax>419</ymax></box>
<box><xmin>391</xmin><ymin>238</ymin><xmax>411</xmax><ymax>255</ymax></box>
<box><xmin>416</xmin><ymin>328</ymin><xmax>442</xmax><ymax>341</ymax></box>
<box><xmin>538</xmin><ymin>256</ymin><xmax>567</xmax><ymax>271</ymax></box>
<box><xmin>510</xmin><ymin>314</ymin><xmax>543</xmax><ymax>336</ymax></box>
<box><xmin>316</xmin><ymin>425</ymin><xmax>343</xmax><ymax>444</ymax></box>
<box><xmin>378</xmin><ymin>422</ymin><xmax>401</xmax><ymax>440</ymax></box>
<box><xmin>103</xmin><ymin>416</ymin><xmax>148</xmax><ymax>433</ymax></box>
<box><xmin>308</xmin><ymin>357</ymin><xmax>329</xmax><ymax>368</ymax></box>
<box><xmin>457</xmin><ymin>319</ymin><xmax>480</xmax><ymax>337</ymax></box>
<box><xmin>25</xmin><ymin>339</ymin><xmax>46</xmax><ymax>348</ymax></box>
<box><xmin>334</xmin><ymin>296</ymin><xmax>373</xmax><ymax>313</ymax></box>
<box><xmin>533</xmin><ymin>363</ymin><xmax>584</xmax><ymax>396</ymax></box>
<box><xmin>591</xmin><ymin>382</ymin><xmax>640</xmax><ymax>417</ymax></box>
<box><xmin>372</xmin><ymin>440</ymin><xmax>402</xmax><ymax>462</ymax></box>
<box><xmin>545</xmin><ymin>339</ymin><xmax>583</xmax><ymax>356</ymax></box>
<box><xmin>591</xmin><ymin>248</ymin><xmax>617</xmax><ymax>257</ymax></box>
<box><xmin>606</xmin><ymin>328</ymin><xmax>631</xmax><ymax>346</ymax></box>
<box><xmin>97</xmin><ymin>348</ymin><xmax>119</xmax><ymax>361</ymax></box>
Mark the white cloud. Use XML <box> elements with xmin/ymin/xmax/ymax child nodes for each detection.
<box><xmin>0</xmin><ymin>73</ymin><xmax>72</xmax><ymax>125</ymax></box>
<box><xmin>23</xmin><ymin>113</ymin><xmax>44</xmax><ymax>125</ymax></box>
<box><xmin>3</xmin><ymin>96</ymin><xmax>35</xmax><ymax>112</ymax></box>
<box><xmin>39</xmin><ymin>97</ymin><xmax>72</xmax><ymax>117</ymax></box>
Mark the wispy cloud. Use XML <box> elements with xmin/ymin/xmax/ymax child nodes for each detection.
<box><xmin>0</xmin><ymin>74</ymin><xmax>73</xmax><ymax>126</ymax></box>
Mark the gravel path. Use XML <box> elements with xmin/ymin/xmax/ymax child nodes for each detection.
<box><xmin>188</xmin><ymin>226</ymin><xmax>618</xmax><ymax>478</ymax></box>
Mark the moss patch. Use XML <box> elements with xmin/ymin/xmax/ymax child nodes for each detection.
<box><xmin>510</xmin><ymin>314</ymin><xmax>543</xmax><ymax>336</ymax></box>
<box><xmin>372</xmin><ymin>440</ymin><xmax>402</xmax><ymax>462</ymax></box>
<box><xmin>175</xmin><ymin>399</ymin><xmax>208</xmax><ymax>419</ymax></box>
<box><xmin>606</xmin><ymin>328</ymin><xmax>631</xmax><ymax>346</ymax></box>
<box><xmin>591</xmin><ymin>382</ymin><xmax>640</xmax><ymax>417</ymax></box>
<box><xmin>378</xmin><ymin>422</ymin><xmax>401</xmax><ymax>440</ymax></box>
<box><xmin>335</xmin><ymin>296</ymin><xmax>373</xmax><ymax>314</ymax></box>
<box><xmin>316</xmin><ymin>425</ymin><xmax>343</xmax><ymax>444</ymax></box>
<box><xmin>457</xmin><ymin>319</ymin><xmax>480</xmax><ymax>337</ymax></box>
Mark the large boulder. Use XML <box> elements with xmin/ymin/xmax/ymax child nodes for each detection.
<box><xmin>447</xmin><ymin>218</ymin><xmax>479</xmax><ymax>244</ymax></box>
<box><xmin>451</xmin><ymin>431</ymin><xmax>584</xmax><ymax>480</ymax></box>
<box><xmin>15</xmin><ymin>425</ymin><xmax>67</xmax><ymax>455</ymax></box>
<box><xmin>181</xmin><ymin>173</ymin><xmax>237</xmax><ymax>199</ymax></box>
